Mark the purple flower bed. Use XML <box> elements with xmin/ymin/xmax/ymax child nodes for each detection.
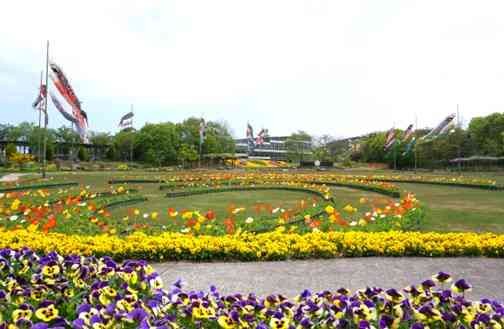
<box><xmin>0</xmin><ymin>248</ymin><xmax>502</xmax><ymax>328</ymax></box>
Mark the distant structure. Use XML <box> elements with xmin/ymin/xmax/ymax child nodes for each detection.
<box><xmin>234</xmin><ymin>135</ymin><xmax>312</xmax><ymax>161</ymax></box>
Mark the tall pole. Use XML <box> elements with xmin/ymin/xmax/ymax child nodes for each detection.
<box><xmin>457</xmin><ymin>104</ymin><xmax>461</xmax><ymax>173</ymax></box>
<box><xmin>42</xmin><ymin>41</ymin><xmax>49</xmax><ymax>178</ymax></box>
<box><xmin>414</xmin><ymin>114</ymin><xmax>418</xmax><ymax>172</ymax></box>
<box><xmin>130</xmin><ymin>104</ymin><xmax>134</xmax><ymax>163</ymax></box>
<box><xmin>37</xmin><ymin>71</ymin><xmax>43</xmax><ymax>167</ymax></box>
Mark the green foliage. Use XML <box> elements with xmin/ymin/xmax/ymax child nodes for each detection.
<box><xmin>78</xmin><ymin>147</ymin><xmax>90</xmax><ymax>161</ymax></box>
<box><xmin>5</xmin><ymin>144</ymin><xmax>17</xmax><ymax>158</ymax></box>
<box><xmin>178</xmin><ymin>144</ymin><xmax>198</xmax><ymax>167</ymax></box>
<box><xmin>468</xmin><ymin>112</ymin><xmax>504</xmax><ymax>156</ymax></box>
<box><xmin>135</xmin><ymin>123</ymin><xmax>179</xmax><ymax>166</ymax></box>
<box><xmin>285</xmin><ymin>131</ymin><xmax>312</xmax><ymax>162</ymax></box>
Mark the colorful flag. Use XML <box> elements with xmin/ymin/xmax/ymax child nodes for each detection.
<box><xmin>402</xmin><ymin>124</ymin><xmax>414</xmax><ymax>141</ymax></box>
<box><xmin>32</xmin><ymin>84</ymin><xmax>47</xmax><ymax>109</ymax></box>
<box><xmin>199</xmin><ymin>119</ymin><xmax>206</xmax><ymax>145</ymax></box>
<box><xmin>246</xmin><ymin>123</ymin><xmax>255</xmax><ymax>154</ymax></box>
<box><xmin>421</xmin><ymin>114</ymin><xmax>456</xmax><ymax>141</ymax></box>
<box><xmin>50</xmin><ymin>92</ymin><xmax>77</xmax><ymax>124</ymax></box>
<box><xmin>384</xmin><ymin>129</ymin><xmax>397</xmax><ymax>151</ymax></box>
<box><xmin>49</xmin><ymin>62</ymin><xmax>86</xmax><ymax>129</ymax></box>
<box><xmin>384</xmin><ymin>128</ymin><xmax>395</xmax><ymax>146</ymax></box>
<box><xmin>402</xmin><ymin>137</ymin><xmax>417</xmax><ymax>156</ymax></box>
<box><xmin>255</xmin><ymin>129</ymin><xmax>267</xmax><ymax>145</ymax></box>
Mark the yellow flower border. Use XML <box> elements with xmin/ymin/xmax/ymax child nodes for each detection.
<box><xmin>2</xmin><ymin>230</ymin><xmax>503</xmax><ymax>261</ymax></box>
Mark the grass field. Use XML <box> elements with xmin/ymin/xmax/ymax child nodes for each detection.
<box><xmin>40</xmin><ymin>170</ymin><xmax>504</xmax><ymax>233</ymax></box>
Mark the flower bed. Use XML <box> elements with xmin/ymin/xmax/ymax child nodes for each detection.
<box><xmin>0</xmin><ymin>182</ymin><xmax>78</xmax><ymax>193</ymax></box>
<box><xmin>0</xmin><ymin>248</ymin><xmax>502</xmax><ymax>329</ymax></box>
<box><xmin>0</xmin><ymin>230</ymin><xmax>503</xmax><ymax>261</ymax></box>
<box><xmin>356</xmin><ymin>174</ymin><xmax>503</xmax><ymax>190</ymax></box>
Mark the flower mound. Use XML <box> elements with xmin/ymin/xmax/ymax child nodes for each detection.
<box><xmin>1</xmin><ymin>248</ymin><xmax>504</xmax><ymax>329</ymax></box>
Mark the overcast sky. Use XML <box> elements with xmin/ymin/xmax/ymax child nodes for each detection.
<box><xmin>1</xmin><ymin>0</ymin><xmax>504</xmax><ymax>138</ymax></box>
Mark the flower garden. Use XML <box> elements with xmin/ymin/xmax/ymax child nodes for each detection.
<box><xmin>1</xmin><ymin>170</ymin><xmax>504</xmax><ymax>328</ymax></box>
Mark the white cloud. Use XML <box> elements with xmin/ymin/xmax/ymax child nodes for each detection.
<box><xmin>1</xmin><ymin>0</ymin><xmax>504</xmax><ymax>137</ymax></box>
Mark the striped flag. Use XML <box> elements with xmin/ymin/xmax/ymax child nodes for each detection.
<box><xmin>246</xmin><ymin>123</ymin><xmax>255</xmax><ymax>154</ymax></box>
<box><xmin>402</xmin><ymin>124</ymin><xmax>414</xmax><ymax>141</ymax></box>
<box><xmin>49</xmin><ymin>62</ymin><xmax>86</xmax><ymax>130</ymax></box>
<box><xmin>384</xmin><ymin>129</ymin><xmax>397</xmax><ymax>151</ymax></box>
<box><xmin>421</xmin><ymin>114</ymin><xmax>456</xmax><ymax>141</ymax></box>
<box><xmin>119</xmin><ymin>112</ymin><xmax>134</xmax><ymax>127</ymax></box>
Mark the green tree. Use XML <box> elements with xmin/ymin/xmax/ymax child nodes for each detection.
<box><xmin>285</xmin><ymin>131</ymin><xmax>312</xmax><ymax>163</ymax></box>
<box><xmin>178</xmin><ymin>144</ymin><xmax>198</xmax><ymax>167</ymax></box>
<box><xmin>78</xmin><ymin>147</ymin><xmax>90</xmax><ymax>161</ymax></box>
<box><xmin>313</xmin><ymin>135</ymin><xmax>334</xmax><ymax>161</ymax></box>
<box><xmin>114</xmin><ymin>130</ymin><xmax>136</xmax><ymax>161</ymax></box>
<box><xmin>135</xmin><ymin>123</ymin><xmax>180</xmax><ymax>166</ymax></box>
<box><xmin>468</xmin><ymin>113</ymin><xmax>504</xmax><ymax>156</ymax></box>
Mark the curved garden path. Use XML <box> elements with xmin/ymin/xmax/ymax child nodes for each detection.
<box><xmin>154</xmin><ymin>257</ymin><xmax>504</xmax><ymax>301</ymax></box>
<box><xmin>0</xmin><ymin>173</ymin><xmax>31</xmax><ymax>182</ymax></box>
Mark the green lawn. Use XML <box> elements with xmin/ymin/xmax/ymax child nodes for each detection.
<box><xmin>42</xmin><ymin>170</ymin><xmax>504</xmax><ymax>233</ymax></box>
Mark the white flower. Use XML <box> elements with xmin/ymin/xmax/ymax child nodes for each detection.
<box><xmin>181</xmin><ymin>228</ymin><xmax>190</xmax><ymax>233</ymax></box>
<box><xmin>245</xmin><ymin>217</ymin><xmax>254</xmax><ymax>224</ymax></box>
<box><xmin>143</xmin><ymin>213</ymin><xmax>149</xmax><ymax>219</ymax></box>
<box><xmin>272</xmin><ymin>208</ymin><xmax>280</xmax><ymax>214</ymax></box>
<box><xmin>0</xmin><ymin>193</ymin><xmax>4</xmax><ymax>199</ymax></box>
<box><xmin>9</xmin><ymin>215</ymin><xmax>18</xmax><ymax>221</ymax></box>
<box><xmin>349</xmin><ymin>221</ymin><xmax>357</xmax><ymax>226</ymax></box>
<box><xmin>380</xmin><ymin>214</ymin><xmax>386</xmax><ymax>218</ymax></box>
<box><xmin>77</xmin><ymin>202</ymin><xmax>87</xmax><ymax>207</ymax></box>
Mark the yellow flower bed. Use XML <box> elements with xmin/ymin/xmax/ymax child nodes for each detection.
<box><xmin>1</xmin><ymin>229</ymin><xmax>503</xmax><ymax>260</ymax></box>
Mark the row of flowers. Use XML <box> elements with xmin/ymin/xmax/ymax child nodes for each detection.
<box><xmin>0</xmin><ymin>247</ymin><xmax>502</xmax><ymax>329</ymax></box>
<box><xmin>1</xmin><ymin>230</ymin><xmax>503</xmax><ymax>261</ymax></box>
<box><xmin>158</xmin><ymin>173</ymin><xmax>401</xmax><ymax>197</ymax></box>
<box><xmin>0</xmin><ymin>186</ymin><xmax>137</xmax><ymax>235</ymax></box>
<box><xmin>353</xmin><ymin>174</ymin><xmax>502</xmax><ymax>189</ymax></box>
<box><xmin>0</xmin><ymin>180</ymin><xmax>421</xmax><ymax>235</ymax></box>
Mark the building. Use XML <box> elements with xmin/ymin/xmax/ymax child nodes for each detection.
<box><xmin>234</xmin><ymin>136</ymin><xmax>312</xmax><ymax>161</ymax></box>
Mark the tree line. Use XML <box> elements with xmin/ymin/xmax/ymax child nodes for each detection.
<box><xmin>351</xmin><ymin>112</ymin><xmax>504</xmax><ymax>168</ymax></box>
<box><xmin>0</xmin><ymin>117</ymin><xmax>235</xmax><ymax>166</ymax></box>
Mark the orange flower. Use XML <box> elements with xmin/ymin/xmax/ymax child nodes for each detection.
<box><xmin>223</xmin><ymin>218</ymin><xmax>235</xmax><ymax>234</ymax></box>
<box><xmin>42</xmin><ymin>215</ymin><xmax>57</xmax><ymax>233</ymax></box>
<box><xmin>205</xmin><ymin>210</ymin><xmax>216</xmax><ymax>221</ymax></box>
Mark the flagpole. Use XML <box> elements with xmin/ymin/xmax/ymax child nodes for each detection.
<box><xmin>130</xmin><ymin>104</ymin><xmax>134</xmax><ymax>163</ymax></box>
<box><xmin>37</xmin><ymin>71</ymin><xmax>43</xmax><ymax>167</ymax></box>
<box><xmin>42</xmin><ymin>41</ymin><xmax>49</xmax><ymax>178</ymax></box>
<box><xmin>457</xmin><ymin>104</ymin><xmax>461</xmax><ymax>173</ymax></box>
<box><xmin>414</xmin><ymin>114</ymin><xmax>418</xmax><ymax>172</ymax></box>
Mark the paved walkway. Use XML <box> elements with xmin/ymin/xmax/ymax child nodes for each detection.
<box><xmin>154</xmin><ymin>258</ymin><xmax>504</xmax><ymax>301</ymax></box>
<box><xmin>0</xmin><ymin>173</ymin><xmax>32</xmax><ymax>183</ymax></box>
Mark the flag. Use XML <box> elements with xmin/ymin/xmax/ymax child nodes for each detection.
<box><xmin>32</xmin><ymin>84</ymin><xmax>47</xmax><ymax>109</ymax></box>
<box><xmin>49</xmin><ymin>62</ymin><xmax>86</xmax><ymax>129</ymax></box>
<box><xmin>384</xmin><ymin>128</ymin><xmax>395</xmax><ymax>146</ymax></box>
<box><xmin>33</xmin><ymin>84</ymin><xmax>48</xmax><ymax>125</ymax></box>
<box><xmin>246</xmin><ymin>123</ymin><xmax>254</xmax><ymax>139</ymax></box>
<box><xmin>119</xmin><ymin>111</ymin><xmax>134</xmax><ymax>126</ymax></box>
<box><xmin>384</xmin><ymin>129</ymin><xmax>397</xmax><ymax>151</ymax></box>
<box><xmin>246</xmin><ymin>123</ymin><xmax>255</xmax><ymax>154</ymax></box>
<box><xmin>384</xmin><ymin>136</ymin><xmax>397</xmax><ymax>151</ymax></box>
<box><xmin>402</xmin><ymin>124</ymin><xmax>414</xmax><ymax>141</ymax></box>
<box><xmin>50</xmin><ymin>92</ymin><xmax>88</xmax><ymax>142</ymax></box>
<box><xmin>439</xmin><ymin>121</ymin><xmax>456</xmax><ymax>135</ymax></box>
<box><xmin>50</xmin><ymin>92</ymin><xmax>77</xmax><ymax>125</ymax></box>
<box><xmin>402</xmin><ymin>137</ymin><xmax>417</xmax><ymax>156</ymax></box>
<box><xmin>199</xmin><ymin>119</ymin><xmax>206</xmax><ymax>145</ymax></box>
<box><xmin>255</xmin><ymin>129</ymin><xmax>266</xmax><ymax>145</ymax></box>
<box><xmin>119</xmin><ymin>120</ymin><xmax>133</xmax><ymax>129</ymax></box>
<box><xmin>421</xmin><ymin>113</ymin><xmax>456</xmax><ymax>141</ymax></box>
